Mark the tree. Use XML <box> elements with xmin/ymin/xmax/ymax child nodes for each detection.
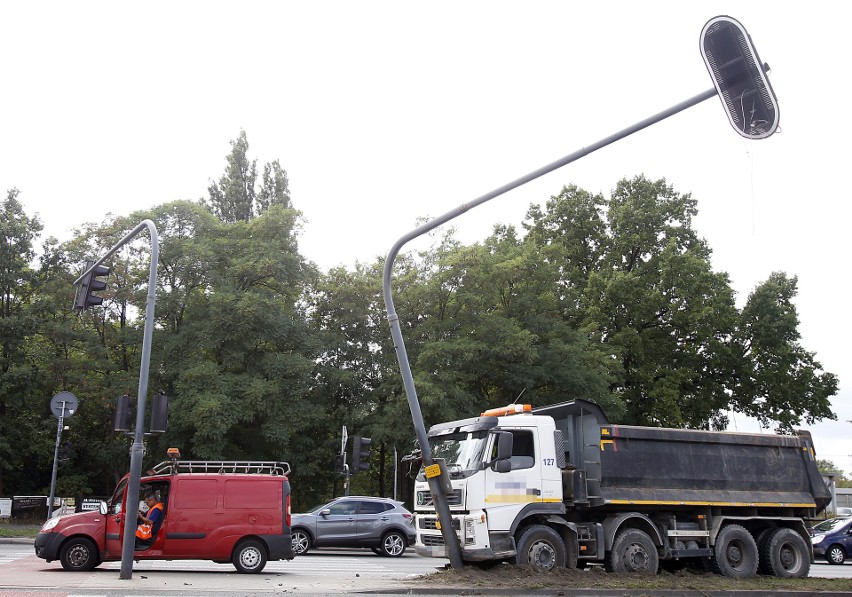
<box><xmin>0</xmin><ymin>189</ymin><xmax>44</xmax><ymax>496</ymax></box>
<box><xmin>207</xmin><ymin>131</ymin><xmax>291</xmax><ymax>222</ymax></box>
<box><xmin>731</xmin><ymin>273</ymin><xmax>837</xmax><ymax>432</ymax></box>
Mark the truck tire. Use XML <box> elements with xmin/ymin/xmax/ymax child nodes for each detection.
<box><xmin>710</xmin><ymin>524</ymin><xmax>758</xmax><ymax>577</ymax></box>
<box><xmin>606</xmin><ymin>528</ymin><xmax>659</xmax><ymax>574</ymax></box>
<box><xmin>59</xmin><ymin>537</ymin><xmax>99</xmax><ymax>572</ymax></box>
<box><xmin>232</xmin><ymin>539</ymin><xmax>267</xmax><ymax>573</ymax></box>
<box><xmin>760</xmin><ymin>528</ymin><xmax>810</xmax><ymax>578</ymax></box>
<box><xmin>514</xmin><ymin>525</ymin><xmax>566</xmax><ymax>571</ymax></box>
<box><xmin>291</xmin><ymin>529</ymin><xmax>312</xmax><ymax>555</ymax></box>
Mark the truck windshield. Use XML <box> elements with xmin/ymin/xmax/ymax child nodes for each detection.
<box><xmin>428</xmin><ymin>430</ymin><xmax>489</xmax><ymax>475</ymax></box>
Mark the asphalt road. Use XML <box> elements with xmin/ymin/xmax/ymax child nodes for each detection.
<box><xmin>1</xmin><ymin>539</ymin><xmax>851</xmax><ymax>596</ymax></box>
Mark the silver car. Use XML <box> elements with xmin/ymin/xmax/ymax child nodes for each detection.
<box><xmin>290</xmin><ymin>496</ymin><xmax>415</xmax><ymax>557</ymax></box>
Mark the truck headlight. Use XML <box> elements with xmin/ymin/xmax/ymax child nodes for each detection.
<box><xmin>465</xmin><ymin>518</ymin><xmax>475</xmax><ymax>540</ymax></box>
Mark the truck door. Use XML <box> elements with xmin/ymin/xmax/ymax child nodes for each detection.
<box><xmin>483</xmin><ymin>428</ymin><xmax>542</xmax><ymax>530</ymax></box>
<box><xmin>104</xmin><ymin>478</ymin><xmax>129</xmax><ymax>558</ymax></box>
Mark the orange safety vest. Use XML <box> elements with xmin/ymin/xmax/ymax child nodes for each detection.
<box><xmin>136</xmin><ymin>502</ymin><xmax>164</xmax><ymax>540</ymax></box>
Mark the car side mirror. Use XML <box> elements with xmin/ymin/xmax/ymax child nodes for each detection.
<box><xmin>321</xmin><ymin>508</ymin><xmax>331</xmax><ymax>516</ymax></box>
<box><xmin>99</xmin><ymin>501</ymin><xmax>107</xmax><ymax>515</ymax></box>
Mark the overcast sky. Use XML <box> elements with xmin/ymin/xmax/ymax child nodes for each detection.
<box><xmin>3</xmin><ymin>2</ymin><xmax>851</xmax><ymax>476</ymax></box>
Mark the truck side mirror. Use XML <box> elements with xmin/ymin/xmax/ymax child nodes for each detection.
<box><xmin>490</xmin><ymin>432</ymin><xmax>513</xmax><ymax>472</ymax></box>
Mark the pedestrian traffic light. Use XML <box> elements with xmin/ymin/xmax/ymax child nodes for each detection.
<box><xmin>59</xmin><ymin>440</ymin><xmax>72</xmax><ymax>460</ymax></box>
<box><xmin>700</xmin><ymin>15</ymin><xmax>779</xmax><ymax>139</ymax></box>
<box><xmin>114</xmin><ymin>394</ymin><xmax>132</xmax><ymax>432</ymax></box>
<box><xmin>73</xmin><ymin>260</ymin><xmax>111</xmax><ymax>310</ymax></box>
<box><xmin>333</xmin><ymin>454</ymin><xmax>345</xmax><ymax>474</ymax></box>
<box><xmin>351</xmin><ymin>435</ymin><xmax>372</xmax><ymax>473</ymax></box>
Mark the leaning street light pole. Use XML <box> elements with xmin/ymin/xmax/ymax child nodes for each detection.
<box><xmin>74</xmin><ymin>219</ymin><xmax>159</xmax><ymax>580</ymax></box>
<box><xmin>382</xmin><ymin>15</ymin><xmax>778</xmax><ymax>570</ymax></box>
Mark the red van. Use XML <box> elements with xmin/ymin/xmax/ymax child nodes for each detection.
<box><xmin>34</xmin><ymin>454</ymin><xmax>294</xmax><ymax>573</ymax></box>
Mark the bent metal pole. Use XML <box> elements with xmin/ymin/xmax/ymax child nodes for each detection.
<box><xmin>382</xmin><ymin>87</ymin><xmax>717</xmax><ymax>570</ymax></box>
<box><xmin>75</xmin><ymin>219</ymin><xmax>159</xmax><ymax>580</ymax></box>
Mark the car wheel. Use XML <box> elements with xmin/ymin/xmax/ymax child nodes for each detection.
<box><xmin>292</xmin><ymin>529</ymin><xmax>312</xmax><ymax>555</ymax></box>
<box><xmin>759</xmin><ymin>528</ymin><xmax>810</xmax><ymax>578</ymax></box>
<box><xmin>826</xmin><ymin>545</ymin><xmax>846</xmax><ymax>565</ymax></box>
<box><xmin>59</xmin><ymin>537</ymin><xmax>99</xmax><ymax>572</ymax></box>
<box><xmin>380</xmin><ymin>531</ymin><xmax>407</xmax><ymax>557</ymax></box>
<box><xmin>232</xmin><ymin>539</ymin><xmax>267</xmax><ymax>573</ymax></box>
<box><xmin>606</xmin><ymin>528</ymin><xmax>659</xmax><ymax>574</ymax></box>
<box><xmin>710</xmin><ymin>524</ymin><xmax>759</xmax><ymax>578</ymax></box>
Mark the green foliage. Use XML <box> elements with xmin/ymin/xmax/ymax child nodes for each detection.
<box><xmin>1</xmin><ymin>147</ymin><xmax>839</xmax><ymax>508</ymax></box>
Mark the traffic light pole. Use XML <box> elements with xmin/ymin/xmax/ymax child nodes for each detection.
<box><xmin>75</xmin><ymin>219</ymin><xmax>159</xmax><ymax>580</ymax></box>
<box><xmin>382</xmin><ymin>86</ymin><xmax>722</xmax><ymax>570</ymax></box>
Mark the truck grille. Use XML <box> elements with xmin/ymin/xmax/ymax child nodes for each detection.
<box><xmin>421</xmin><ymin>534</ymin><xmax>445</xmax><ymax>546</ymax></box>
<box><xmin>416</xmin><ymin>488</ymin><xmax>463</xmax><ymax>507</ymax></box>
<box><xmin>419</xmin><ymin>517</ymin><xmax>460</xmax><ymax>531</ymax></box>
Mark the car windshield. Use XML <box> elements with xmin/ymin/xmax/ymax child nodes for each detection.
<box><xmin>813</xmin><ymin>518</ymin><xmax>850</xmax><ymax>532</ymax></box>
<box><xmin>428</xmin><ymin>430</ymin><xmax>489</xmax><ymax>474</ymax></box>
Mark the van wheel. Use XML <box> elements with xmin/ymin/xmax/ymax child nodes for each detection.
<box><xmin>606</xmin><ymin>528</ymin><xmax>659</xmax><ymax>574</ymax></box>
<box><xmin>514</xmin><ymin>525</ymin><xmax>566</xmax><ymax>572</ymax></box>
<box><xmin>760</xmin><ymin>528</ymin><xmax>810</xmax><ymax>578</ymax></box>
<box><xmin>710</xmin><ymin>524</ymin><xmax>758</xmax><ymax>578</ymax></box>
<box><xmin>291</xmin><ymin>529</ymin><xmax>311</xmax><ymax>555</ymax></box>
<box><xmin>60</xmin><ymin>537</ymin><xmax>99</xmax><ymax>571</ymax></box>
<box><xmin>233</xmin><ymin>539</ymin><xmax>267</xmax><ymax>573</ymax></box>
<box><xmin>380</xmin><ymin>531</ymin><xmax>407</xmax><ymax>557</ymax></box>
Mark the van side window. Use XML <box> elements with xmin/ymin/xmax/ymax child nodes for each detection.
<box><xmin>109</xmin><ymin>478</ymin><xmax>128</xmax><ymax>515</ymax></box>
<box><xmin>509</xmin><ymin>430</ymin><xmax>535</xmax><ymax>470</ymax></box>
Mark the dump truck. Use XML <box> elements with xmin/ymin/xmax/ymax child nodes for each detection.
<box><xmin>412</xmin><ymin>399</ymin><xmax>830</xmax><ymax>577</ymax></box>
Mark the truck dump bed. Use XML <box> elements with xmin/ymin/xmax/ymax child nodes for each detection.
<box><xmin>535</xmin><ymin>400</ymin><xmax>831</xmax><ymax>513</ymax></box>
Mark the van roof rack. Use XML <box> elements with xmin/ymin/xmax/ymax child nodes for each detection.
<box><xmin>149</xmin><ymin>460</ymin><xmax>291</xmax><ymax>476</ymax></box>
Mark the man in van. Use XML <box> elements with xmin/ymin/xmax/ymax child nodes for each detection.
<box><xmin>135</xmin><ymin>492</ymin><xmax>164</xmax><ymax>548</ymax></box>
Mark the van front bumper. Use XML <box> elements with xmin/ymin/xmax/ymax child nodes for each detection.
<box><xmin>34</xmin><ymin>532</ymin><xmax>65</xmax><ymax>561</ymax></box>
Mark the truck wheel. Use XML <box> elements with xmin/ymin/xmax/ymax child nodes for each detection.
<box><xmin>826</xmin><ymin>545</ymin><xmax>846</xmax><ymax>565</ymax></box>
<box><xmin>291</xmin><ymin>529</ymin><xmax>311</xmax><ymax>555</ymax></box>
<box><xmin>760</xmin><ymin>528</ymin><xmax>809</xmax><ymax>578</ymax></box>
<box><xmin>514</xmin><ymin>525</ymin><xmax>566</xmax><ymax>572</ymax></box>
<box><xmin>232</xmin><ymin>539</ymin><xmax>267</xmax><ymax>573</ymax></box>
<box><xmin>379</xmin><ymin>531</ymin><xmax>407</xmax><ymax>557</ymax></box>
<box><xmin>710</xmin><ymin>524</ymin><xmax>758</xmax><ymax>577</ymax></box>
<box><xmin>606</xmin><ymin>528</ymin><xmax>658</xmax><ymax>574</ymax></box>
<box><xmin>59</xmin><ymin>537</ymin><xmax>99</xmax><ymax>571</ymax></box>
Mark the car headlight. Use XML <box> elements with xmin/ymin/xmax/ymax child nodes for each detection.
<box><xmin>41</xmin><ymin>517</ymin><xmax>60</xmax><ymax>532</ymax></box>
<box><xmin>811</xmin><ymin>534</ymin><xmax>825</xmax><ymax>545</ymax></box>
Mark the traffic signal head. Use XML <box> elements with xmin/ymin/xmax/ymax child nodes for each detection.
<box><xmin>74</xmin><ymin>260</ymin><xmax>111</xmax><ymax>310</ymax></box>
<box><xmin>333</xmin><ymin>453</ymin><xmax>345</xmax><ymax>474</ymax></box>
<box><xmin>351</xmin><ymin>435</ymin><xmax>372</xmax><ymax>473</ymax></box>
<box><xmin>114</xmin><ymin>394</ymin><xmax>132</xmax><ymax>432</ymax></box>
<box><xmin>150</xmin><ymin>391</ymin><xmax>169</xmax><ymax>434</ymax></box>
<box><xmin>700</xmin><ymin>15</ymin><xmax>779</xmax><ymax>139</ymax></box>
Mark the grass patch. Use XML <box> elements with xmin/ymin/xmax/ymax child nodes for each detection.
<box><xmin>0</xmin><ymin>522</ymin><xmax>41</xmax><ymax>538</ymax></box>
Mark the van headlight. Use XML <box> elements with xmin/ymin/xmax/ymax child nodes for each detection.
<box><xmin>811</xmin><ymin>534</ymin><xmax>826</xmax><ymax>545</ymax></box>
<box><xmin>41</xmin><ymin>517</ymin><xmax>60</xmax><ymax>532</ymax></box>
